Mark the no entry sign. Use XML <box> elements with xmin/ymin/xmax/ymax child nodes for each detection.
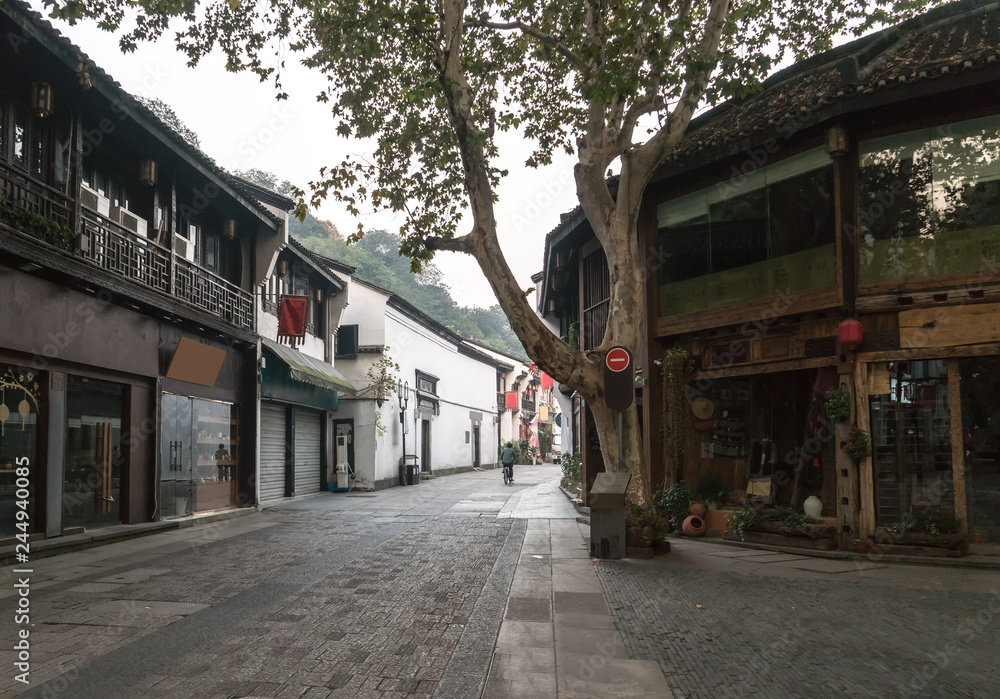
<box><xmin>606</xmin><ymin>347</ymin><xmax>630</xmax><ymax>372</ymax></box>
<box><xmin>603</xmin><ymin>346</ymin><xmax>634</xmax><ymax>411</ymax></box>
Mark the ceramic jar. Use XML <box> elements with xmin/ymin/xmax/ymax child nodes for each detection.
<box><xmin>682</xmin><ymin>515</ymin><xmax>706</xmax><ymax>537</ymax></box>
<box><xmin>803</xmin><ymin>495</ymin><xmax>823</xmax><ymax>519</ymax></box>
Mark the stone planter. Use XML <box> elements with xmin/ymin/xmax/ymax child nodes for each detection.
<box><xmin>873</xmin><ymin>528</ymin><xmax>966</xmax><ymax>557</ymax></box>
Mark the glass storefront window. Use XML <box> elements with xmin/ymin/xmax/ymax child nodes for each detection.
<box><xmin>160</xmin><ymin>394</ymin><xmax>238</xmax><ymax>517</ymax></box>
<box><xmin>64</xmin><ymin>376</ymin><xmax>123</xmax><ymax>530</ymax></box>
<box><xmin>859</xmin><ymin>114</ymin><xmax>1000</xmax><ymax>284</ymax></box>
<box><xmin>657</xmin><ymin>148</ymin><xmax>836</xmax><ymax>316</ymax></box>
<box><xmin>0</xmin><ymin>365</ymin><xmax>41</xmax><ymax>541</ymax></box>
<box><xmin>959</xmin><ymin>357</ymin><xmax>1000</xmax><ymax>545</ymax></box>
<box><xmin>869</xmin><ymin>361</ymin><xmax>953</xmax><ymax>528</ymax></box>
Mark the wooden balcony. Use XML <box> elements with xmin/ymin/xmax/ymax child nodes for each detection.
<box><xmin>1</xmin><ymin>162</ymin><xmax>254</xmax><ymax>332</ymax></box>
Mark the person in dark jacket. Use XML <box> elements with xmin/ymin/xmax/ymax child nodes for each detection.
<box><xmin>500</xmin><ymin>442</ymin><xmax>517</xmax><ymax>483</ymax></box>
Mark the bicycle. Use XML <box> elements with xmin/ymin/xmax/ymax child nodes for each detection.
<box><xmin>502</xmin><ymin>462</ymin><xmax>513</xmax><ymax>485</ymax></box>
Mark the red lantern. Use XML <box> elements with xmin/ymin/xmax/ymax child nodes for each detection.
<box><xmin>838</xmin><ymin>319</ymin><xmax>863</xmax><ymax>349</ymax></box>
<box><xmin>540</xmin><ymin>372</ymin><xmax>553</xmax><ymax>389</ymax></box>
<box><xmin>505</xmin><ymin>392</ymin><xmax>519</xmax><ymax>410</ymax></box>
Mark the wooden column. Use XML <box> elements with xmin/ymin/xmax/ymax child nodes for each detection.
<box><xmin>947</xmin><ymin>360</ymin><xmax>968</xmax><ymax>534</ymax></box>
<box><xmin>835</xmin><ymin>359</ymin><xmax>859</xmax><ymax>548</ymax></box>
<box><xmin>853</xmin><ymin>358</ymin><xmax>875</xmax><ymax>538</ymax></box>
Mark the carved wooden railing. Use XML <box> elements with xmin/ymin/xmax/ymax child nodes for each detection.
<box><xmin>79</xmin><ymin>210</ymin><xmax>171</xmax><ymax>294</ymax></box>
<box><xmin>2</xmin><ymin>161</ymin><xmax>254</xmax><ymax>332</ymax></box>
<box><xmin>173</xmin><ymin>255</ymin><xmax>254</xmax><ymax>330</ymax></box>
<box><xmin>0</xmin><ymin>161</ymin><xmax>73</xmax><ymax>230</ymax></box>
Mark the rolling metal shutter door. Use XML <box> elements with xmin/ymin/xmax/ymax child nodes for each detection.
<box><xmin>293</xmin><ymin>409</ymin><xmax>323</xmax><ymax>496</ymax></box>
<box><xmin>259</xmin><ymin>403</ymin><xmax>287</xmax><ymax>503</ymax></box>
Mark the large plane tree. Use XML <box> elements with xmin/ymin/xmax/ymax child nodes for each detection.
<box><xmin>50</xmin><ymin>0</ymin><xmax>933</xmax><ymax>504</ymax></box>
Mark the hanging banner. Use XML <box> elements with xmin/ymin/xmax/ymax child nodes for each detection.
<box><xmin>278</xmin><ymin>295</ymin><xmax>309</xmax><ymax>346</ymax></box>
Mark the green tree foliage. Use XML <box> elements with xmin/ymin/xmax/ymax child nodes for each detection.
<box><xmin>136</xmin><ymin>96</ymin><xmax>201</xmax><ymax>151</ymax></box>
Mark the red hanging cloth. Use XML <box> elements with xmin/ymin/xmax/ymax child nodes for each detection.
<box><xmin>278</xmin><ymin>295</ymin><xmax>309</xmax><ymax>347</ymax></box>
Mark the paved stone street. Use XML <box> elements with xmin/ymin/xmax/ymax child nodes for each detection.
<box><xmin>597</xmin><ymin>539</ymin><xmax>1000</xmax><ymax>698</ymax></box>
<box><xmin>2</xmin><ymin>465</ymin><xmax>998</xmax><ymax>699</ymax></box>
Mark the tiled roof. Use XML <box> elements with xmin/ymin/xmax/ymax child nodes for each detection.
<box><xmin>1</xmin><ymin>0</ymin><xmax>281</xmax><ymax>226</ymax></box>
<box><xmin>666</xmin><ymin>0</ymin><xmax>1000</xmax><ymax>164</ymax></box>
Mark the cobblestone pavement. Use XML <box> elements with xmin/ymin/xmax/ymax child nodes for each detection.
<box><xmin>0</xmin><ymin>465</ymin><xmax>562</xmax><ymax>699</ymax></box>
<box><xmin>595</xmin><ymin>539</ymin><xmax>1000</xmax><ymax>698</ymax></box>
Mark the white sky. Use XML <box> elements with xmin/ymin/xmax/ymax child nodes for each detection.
<box><xmin>37</xmin><ymin>6</ymin><xmax>581</xmax><ymax>308</ymax></box>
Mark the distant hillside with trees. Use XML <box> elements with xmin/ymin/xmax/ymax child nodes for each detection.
<box><xmin>302</xmin><ymin>232</ymin><xmax>528</xmax><ymax>360</ymax></box>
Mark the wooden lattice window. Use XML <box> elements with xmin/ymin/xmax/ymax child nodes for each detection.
<box><xmin>581</xmin><ymin>247</ymin><xmax>610</xmax><ymax>351</ymax></box>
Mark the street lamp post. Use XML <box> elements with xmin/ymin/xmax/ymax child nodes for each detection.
<box><xmin>397</xmin><ymin>379</ymin><xmax>409</xmax><ymax>466</ymax></box>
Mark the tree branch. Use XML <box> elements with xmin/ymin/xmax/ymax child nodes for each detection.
<box><xmin>631</xmin><ymin>0</ymin><xmax>731</xmax><ymax>190</ymax></box>
<box><xmin>472</xmin><ymin>18</ymin><xmax>589</xmax><ymax>72</ymax></box>
<box><xmin>425</xmin><ymin>232</ymin><xmax>476</xmax><ymax>254</ymax></box>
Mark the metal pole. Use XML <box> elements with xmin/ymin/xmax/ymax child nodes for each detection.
<box><xmin>617</xmin><ymin>410</ymin><xmax>624</xmax><ymax>471</ymax></box>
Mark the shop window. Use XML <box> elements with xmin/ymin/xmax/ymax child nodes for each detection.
<box><xmin>959</xmin><ymin>357</ymin><xmax>1000</xmax><ymax>545</ymax></box>
<box><xmin>657</xmin><ymin>147</ymin><xmax>836</xmax><ymax>317</ymax></box>
<box><xmin>869</xmin><ymin>361</ymin><xmax>953</xmax><ymax>529</ymax></box>
<box><xmin>0</xmin><ymin>365</ymin><xmax>41</xmax><ymax>541</ymax></box>
<box><xmin>160</xmin><ymin>394</ymin><xmax>238</xmax><ymax>517</ymax></box>
<box><xmin>64</xmin><ymin>376</ymin><xmax>123</xmax><ymax>531</ymax></box>
<box><xmin>859</xmin><ymin>114</ymin><xmax>1000</xmax><ymax>285</ymax></box>
<box><xmin>681</xmin><ymin>370</ymin><xmax>838</xmax><ymax>514</ymax></box>
<box><xmin>0</xmin><ymin>102</ymin><xmax>7</xmax><ymax>160</ymax></box>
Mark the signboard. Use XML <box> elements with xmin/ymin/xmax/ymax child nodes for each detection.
<box><xmin>603</xmin><ymin>346</ymin><xmax>634</xmax><ymax>411</ymax></box>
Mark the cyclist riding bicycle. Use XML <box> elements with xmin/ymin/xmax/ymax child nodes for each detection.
<box><xmin>500</xmin><ymin>441</ymin><xmax>517</xmax><ymax>484</ymax></box>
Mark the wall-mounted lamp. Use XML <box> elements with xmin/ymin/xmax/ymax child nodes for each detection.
<box><xmin>223</xmin><ymin>218</ymin><xmax>236</xmax><ymax>240</ymax></box>
<box><xmin>31</xmin><ymin>83</ymin><xmax>53</xmax><ymax>118</ymax></box>
<box><xmin>826</xmin><ymin>125</ymin><xmax>849</xmax><ymax>157</ymax></box>
<box><xmin>277</xmin><ymin>260</ymin><xmax>289</xmax><ymax>277</ymax></box>
<box><xmin>546</xmin><ymin>298</ymin><xmax>558</xmax><ymax>313</ymax></box>
<box><xmin>313</xmin><ymin>288</ymin><xmax>323</xmax><ymax>303</ymax></box>
<box><xmin>140</xmin><ymin>159</ymin><xmax>158</xmax><ymax>187</ymax></box>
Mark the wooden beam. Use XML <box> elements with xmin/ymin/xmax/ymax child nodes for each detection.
<box><xmin>854</xmin><ymin>358</ymin><xmax>875</xmax><ymax>538</ymax></box>
<box><xmin>947</xmin><ymin>360</ymin><xmax>969</xmax><ymax>534</ymax></box>
<box><xmin>858</xmin><ymin>342</ymin><xmax>1000</xmax><ymax>364</ymax></box>
<box><xmin>692</xmin><ymin>355</ymin><xmax>836</xmax><ymax>381</ymax></box>
<box><xmin>900</xmin><ymin>303</ymin><xmax>1000</xmax><ymax>349</ymax></box>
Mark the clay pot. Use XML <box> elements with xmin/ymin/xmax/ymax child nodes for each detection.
<box><xmin>688</xmin><ymin>501</ymin><xmax>707</xmax><ymax>518</ymax></box>
<box><xmin>854</xmin><ymin>540</ymin><xmax>870</xmax><ymax>555</ymax></box>
<box><xmin>682</xmin><ymin>515</ymin><xmax>706</xmax><ymax>537</ymax></box>
<box><xmin>803</xmin><ymin>495</ymin><xmax>823</xmax><ymax>519</ymax></box>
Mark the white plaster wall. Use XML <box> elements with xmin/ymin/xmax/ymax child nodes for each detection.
<box><xmin>338</xmin><ymin>281</ymin><xmax>388</xmax><ymax>347</ymax></box>
<box><xmin>387</xmin><ymin>308</ymin><xmax>499</xmax><ymax>473</ymax></box>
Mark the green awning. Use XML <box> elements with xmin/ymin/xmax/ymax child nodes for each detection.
<box><xmin>262</xmin><ymin>337</ymin><xmax>357</xmax><ymax>395</ymax></box>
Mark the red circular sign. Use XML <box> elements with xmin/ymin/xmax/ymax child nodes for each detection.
<box><xmin>605</xmin><ymin>347</ymin><xmax>631</xmax><ymax>373</ymax></box>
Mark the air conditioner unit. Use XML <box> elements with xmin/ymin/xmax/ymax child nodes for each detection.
<box><xmin>80</xmin><ymin>184</ymin><xmax>111</xmax><ymax>217</ymax></box>
<box><xmin>173</xmin><ymin>233</ymin><xmax>196</xmax><ymax>262</ymax></box>
<box><xmin>109</xmin><ymin>205</ymin><xmax>148</xmax><ymax>238</ymax></box>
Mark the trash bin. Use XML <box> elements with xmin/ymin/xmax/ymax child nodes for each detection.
<box><xmin>406</xmin><ymin>463</ymin><xmax>420</xmax><ymax>485</ymax></box>
<box><xmin>589</xmin><ymin>472</ymin><xmax>631</xmax><ymax>559</ymax></box>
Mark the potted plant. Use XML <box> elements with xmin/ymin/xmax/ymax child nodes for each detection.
<box><xmin>824</xmin><ymin>387</ymin><xmax>851</xmax><ymax>422</ymax></box>
<box><xmin>696</xmin><ymin>476</ymin><xmax>727</xmax><ymax>510</ymax></box>
<box><xmin>842</xmin><ymin>429</ymin><xmax>871</xmax><ymax>461</ymax></box>
<box><xmin>626</xmin><ymin>506</ymin><xmax>670</xmax><ymax>557</ymax></box>
<box><xmin>657</xmin><ymin>482</ymin><xmax>692</xmax><ymax>533</ymax></box>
